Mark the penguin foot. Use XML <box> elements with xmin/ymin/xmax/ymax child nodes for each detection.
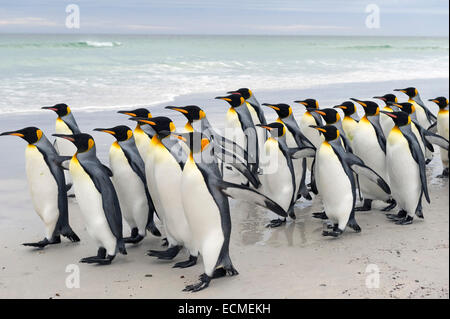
<box><xmin>381</xmin><ymin>199</ymin><xmax>397</xmax><ymax>212</ymax></box>
<box><xmin>355</xmin><ymin>199</ymin><xmax>372</xmax><ymax>212</ymax></box>
<box><xmin>347</xmin><ymin>219</ymin><xmax>362</xmax><ymax>233</ymax></box>
<box><xmin>288</xmin><ymin>210</ymin><xmax>296</xmax><ymax>220</ymax></box>
<box><xmin>80</xmin><ymin>247</ymin><xmax>107</xmax><ymax>263</ymax></box>
<box><xmin>313</xmin><ymin>211</ymin><xmax>328</xmax><ymax>220</ymax></box>
<box><xmin>223</xmin><ymin>266</ymin><xmax>239</xmax><ymax>277</ymax></box>
<box><xmin>62</xmin><ymin>229</ymin><xmax>80</xmax><ymax>242</ymax></box>
<box><xmin>147</xmin><ymin>245</ymin><xmax>181</xmax><ymax>260</ymax></box>
<box><xmin>322</xmin><ymin>229</ymin><xmax>343</xmax><ymax>237</ymax></box>
<box><xmin>23</xmin><ymin>236</ymin><xmax>60</xmax><ymax>248</ymax></box>
<box><xmin>395</xmin><ymin>216</ymin><xmax>414</xmax><ymax>225</ymax></box>
<box><xmin>265</xmin><ymin>218</ymin><xmax>286</xmax><ymax>228</ymax></box>
<box><xmin>386</xmin><ymin>210</ymin><xmax>407</xmax><ymax>220</ymax></box>
<box><xmin>146</xmin><ymin>222</ymin><xmax>162</xmax><ymax>237</ymax></box>
<box><xmin>124</xmin><ymin>235</ymin><xmax>144</xmax><ymax>244</ymax></box>
<box><xmin>416</xmin><ymin>209</ymin><xmax>424</xmax><ymax>219</ymax></box>
<box><xmin>173</xmin><ymin>255</ymin><xmax>198</xmax><ymax>269</ymax></box>
<box><xmin>161</xmin><ymin>238</ymin><xmax>169</xmax><ymax>247</ymax></box>
<box><xmin>437</xmin><ymin>168</ymin><xmax>449</xmax><ymax>178</ymax></box>
<box><xmin>183</xmin><ymin>274</ymin><xmax>211</xmax><ymax>292</ymax></box>
<box><xmin>80</xmin><ymin>255</ymin><xmax>114</xmax><ymax>265</ymax></box>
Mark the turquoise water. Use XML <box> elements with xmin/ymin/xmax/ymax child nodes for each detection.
<box><xmin>0</xmin><ymin>34</ymin><xmax>448</xmax><ymax>114</ymax></box>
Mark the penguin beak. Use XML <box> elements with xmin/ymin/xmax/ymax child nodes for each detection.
<box><xmin>333</xmin><ymin>105</ymin><xmax>347</xmax><ymax>110</ymax></box>
<box><xmin>93</xmin><ymin>128</ymin><xmax>116</xmax><ymax>135</ymax></box>
<box><xmin>41</xmin><ymin>106</ymin><xmax>58</xmax><ymax>112</ymax></box>
<box><xmin>394</xmin><ymin>89</ymin><xmax>406</xmax><ymax>93</ymax></box>
<box><xmin>226</xmin><ymin>90</ymin><xmax>237</xmax><ymax>94</ymax></box>
<box><xmin>309</xmin><ymin>125</ymin><xmax>327</xmax><ymax>133</ymax></box>
<box><xmin>390</xmin><ymin>103</ymin><xmax>403</xmax><ymax>109</ymax></box>
<box><xmin>131</xmin><ymin>117</ymin><xmax>156</xmax><ymax>126</ymax></box>
<box><xmin>373</xmin><ymin>96</ymin><xmax>386</xmax><ymax>101</ymax></box>
<box><xmin>350</xmin><ymin>98</ymin><xmax>367</xmax><ymax>108</ymax></box>
<box><xmin>117</xmin><ymin>110</ymin><xmax>137</xmax><ymax>117</ymax></box>
<box><xmin>262</xmin><ymin>103</ymin><xmax>280</xmax><ymax>111</ymax></box>
<box><xmin>0</xmin><ymin>130</ymin><xmax>24</xmax><ymax>137</ymax></box>
<box><xmin>293</xmin><ymin>101</ymin><xmax>307</xmax><ymax>106</ymax></box>
<box><xmin>165</xmin><ymin>106</ymin><xmax>189</xmax><ymax>114</ymax></box>
<box><xmin>215</xmin><ymin>96</ymin><xmax>232</xmax><ymax>102</ymax></box>
<box><xmin>380</xmin><ymin>111</ymin><xmax>397</xmax><ymax>119</ymax></box>
<box><xmin>256</xmin><ymin>124</ymin><xmax>273</xmax><ymax>131</ymax></box>
<box><xmin>312</xmin><ymin>110</ymin><xmax>326</xmax><ymax>116</ymax></box>
<box><xmin>170</xmin><ymin>133</ymin><xmax>187</xmax><ymax>142</ymax></box>
<box><xmin>428</xmin><ymin>99</ymin><xmax>438</xmax><ymax>104</ymax></box>
<box><xmin>52</xmin><ymin>134</ymin><xmax>75</xmax><ymax>142</ymax></box>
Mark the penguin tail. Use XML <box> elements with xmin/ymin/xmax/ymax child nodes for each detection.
<box><xmin>117</xmin><ymin>239</ymin><xmax>127</xmax><ymax>255</ymax></box>
<box><xmin>60</xmin><ymin>226</ymin><xmax>80</xmax><ymax>242</ymax></box>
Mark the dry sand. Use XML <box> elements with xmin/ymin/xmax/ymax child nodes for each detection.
<box><xmin>0</xmin><ymin>79</ymin><xmax>448</xmax><ymax>299</ymax></box>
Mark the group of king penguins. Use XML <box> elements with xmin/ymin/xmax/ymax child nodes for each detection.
<box><xmin>0</xmin><ymin>86</ymin><xmax>448</xmax><ymax>292</ymax></box>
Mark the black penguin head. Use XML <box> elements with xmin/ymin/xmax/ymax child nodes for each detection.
<box><xmin>373</xmin><ymin>94</ymin><xmax>398</xmax><ymax>105</ymax></box>
<box><xmin>165</xmin><ymin>105</ymin><xmax>205</xmax><ymax>122</ymax></box>
<box><xmin>93</xmin><ymin>125</ymin><xmax>133</xmax><ymax>142</ymax></box>
<box><xmin>333</xmin><ymin>101</ymin><xmax>356</xmax><ymax>116</ymax></box>
<box><xmin>42</xmin><ymin>103</ymin><xmax>71</xmax><ymax>117</ymax></box>
<box><xmin>380</xmin><ymin>111</ymin><xmax>411</xmax><ymax>127</ymax></box>
<box><xmin>0</xmin><ymin>127</ymin><xmax>44</xmax><ymax>144</ymax></box>
<box><xmin>171</xmin><ymin>132</ymin><xmax>211</xmax><ymax>154</ymax></box>
<box><xmin>262</xmin><ymin>103</ymin><xmax>292</xmax><ymax>119</ymax></box>
<box><xmin>394</xmin><ymin>87</ymin><xmax>418</xmax><ymax>98</ymax></box>
<box><xmin>294</xmin><ymin>99</ymin><xmax>319</xmax><ymax>110</ymax></box>
<box><xmin>390</xmin><ymin>102</ymin><xmax>415</xmax><ymax>115</ymax></box>
<box><xmin>309</xmin><ymin>125</ymin><xmax>339</xmax><ymax>142</ymax></box>
<box><xmin>429</xmin><ymin>97</ymin><xmax>449</xmax><ymax>109</ymax></box>
<box><xmin>53</xmin><ymin>133</ymin><xmax>95</xmax><ymax>153</ymax></box>
<box><xmin>215</xmin><ymin>94</ymin><xmax>245</xmax><ymax>108</ymax></box>
<box><xmin>257</xmin><ymin>122</ymin><xmax>286</xmax><ymax>138</ymax></box>
<box><xmin>132</xmin><ymin>116</ymin><xmax>175</xmax><ymax>138</ymax></box>
<box><xmin>117</xmin><ymin>108</ymin><xmax>152</xmax><ymax>118</ymax></box>
<box><xmin>227</xmin><ymin>88</ymin><xmax>252</xmax><ymax>100</ymax></box>
<box><xmin>313</xmin><ymin>108</ymin><xmax>340</xmax><ymax>124</ymax></box>
<box><xmin>351</xmin><ymin>98</ymin><xmax>380</xmax><ymax>116</ymax></box>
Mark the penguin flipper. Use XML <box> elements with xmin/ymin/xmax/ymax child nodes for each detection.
<box><xmin>289</xmin><ymin>146</ymin><xmax>316</xmax><ymax>159</ymax></box>
<box><xmin>427</xmin><ymin>121</ymin><xmax>438</xmax><ymax>134</ymax></box>
<box><xmin>218</xmin><ymin>181</ymin><xmax>287</xmax><ymax>218</ymax></box>
<box><xmin>415</xmin><ymin>96</ymin><xmax>437</xmax><ymax>123</ymax></box>
<box><xmin>422</xmin><ymin>129</ymin><xmax>449</xmax><ymax>151</ymax></box>
<box><xmin>53</xmin><ymin>155</ymin><xmax>72</xmax><ymax>170</ymax></box>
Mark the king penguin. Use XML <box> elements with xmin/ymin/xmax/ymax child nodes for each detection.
<box><xmin>170</xmin><ymin>132</ymin><xmax>287</xmax><ymax>292</ymax></box>
<box><xmin>52</xmin><ymin>133</ymin><xmax>126</xmax><ymax>264</ymax></box>
<box><xmin>429</xmin><ymin>97</ymin><xmax>449</xmax><ymax>177</ymax></box>
<box><xmin>294</xmin><ymin>99</ymin><xmax>324</xmax><ymax>151</ymax></box>
<box><xmin>132</xmin><ymin>116</ymin><xmax>198</xmax><ymax>268</ymax></box>
<box><xmin>42</xmin><ymin>103</ymin><xmax>81</xmax><ymax>195</ymax></box>
<box><xmin>311</xmin><ymin>108</ymin><xmax>353</xmax><ymax>152</ymax></box>
<box><xmin>373</xmin><ymin>94</ymin><xmax>398</xmax><ymax>138</ymax></box>
<box><xmin>350</xmin><ymin>98</ymin><xmax>395</xmax><ymax>212</ymax></box>
<box><xmin>311</xmin><ymin>125</ymin><xmax>390</xmax><ymax>236</ymax></box>
<box><xmin>0</xmin><ymin>127</ymin><xmax>80</xmax><ymax>247</ymax></box>
<box><xmin>117</xmin><ymin>108</ymin><xmax>154</xmax><ymax>161</ymax></box>
<box><xmin>333</xmin><ymin>101</ymin><xmax>360</xmax><ymax>147</ymax></box>
<box><xmin>93</xmin><ymin>125</ymin><xmax>161</xmax><ymax>243</ymax></box>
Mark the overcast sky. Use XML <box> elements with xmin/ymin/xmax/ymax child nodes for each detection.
<box><xmin>0</xmin><ymin>0</ymin><xmax>448</xmax><ymax>36</ymax></box>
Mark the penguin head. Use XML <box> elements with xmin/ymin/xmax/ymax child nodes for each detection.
<box><xmin>171</xmin><ymin>132</ymin><xmax>211</xmax><ymax>154</ymax></box>
<box><xmin>262</xmin><ymin>103</ymin><xmax>292</xmax><ymax>119</ymax></box>
<box><xmin>117</xmin><ymin>108</ymin><xmax>152</xmax><ymax>118</ymax></box>
<box><xmin>52</xmin><ymin>133</ymin><xmax>95</xmax><ymax>154</ymax></box>
<box><xmin>394</xmin><ymin>87</ymin><xmax>418</xmax><ymax>98</ymax></box>
<box><xmin>93</xmin><ymin>125</ymin><xmax>133</xmax><ymax>142</ymax></box>
<box><xmin>294</xmin><ymin>99</ymin><xmax>319</xmax><ymax>110</ymax></box>
<box><xmin>227</xmin><ymin>88</ymin><xmax>252</xmax><ymax>100</ymax></box>
<box><xmin>309</xmin><ymin>125</ymin><xmax>339</xmax><ymax>142</ymax></box>
<box><xmin>257</xmin><ymin>122</ymin><xmax>286</xmax><ymax>138</ymax></box>
<box><xmin>165</xmin><ymin>105</ymin><xmax>205</xmax><ymax>122</ymax></box>
<box><xmin>380</xmin><ymin>111</ymin><xmax>411</xmax><ymax>127</ymax></box>
<box><xmin>215</xmin><ymin>94</ymin><xmax>245</xmax><ymax>108</ymax></box>
<box><xmin>390</xmin><ymin>102</ymin><xmax>415</xmax><ymax>115</ymax></box>
<box><xmin>132</xmin><ymin>116</ymin><xmax>175</xmax><ymax>138</ymax></box>
<box><xmin>42</xmin><ymin>103</ymin><xmax>71</xmax><ymax>117</ymax></box>
<box><xmin>428</xmin><ymin>97</ymin><xmax>449</xmax><ymax>109</ymax></box>
<box><xmin>351</xmin><ymin>98</ymin><xmax>380</xmax><ymax>116</ymax></box>
<box><xmin>333</xmin><ymin>101</ymin><xmax>356</xmax><ymax>116</ymax></box>
<box><xmin>373</xmin><ymin>94</ymin><xmax>398</xmax><ymax>105</ymax></box>
<box><xmin>0</xmin><ymin>127</ymin><xmax>44</xmax><ymax>144</ymax></box>
<box><xmin>312</xmin><ymin>108</ymin><xmax>340</xmax><ymax>124</ymax></box>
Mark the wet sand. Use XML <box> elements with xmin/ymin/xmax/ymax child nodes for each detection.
<box><xmin>0</xmin><ymin>79</ymin><xmax>448</xmax><ymax>298</ymax></box>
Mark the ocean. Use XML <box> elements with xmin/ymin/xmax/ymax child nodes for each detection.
<box><xmin>0</xmin><ymin>34</ymin><xmax>448</xmax><ymax>115</ymax></box>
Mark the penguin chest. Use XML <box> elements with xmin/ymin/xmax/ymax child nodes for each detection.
<box><xmin>225</xmin><ymin>108</ymin><xmax>245</xmax><ymax>148</ymax></box>
<box><xmin>109</xmin><ymin>143</ymin><xmax>147</xmax><ymax>222</ymax></box>
<box><xmin>133</xmin><ymin>128</ymin><xmax>150</xmax><ymax>161</ymax></box>
<box><xmin>181</xmin><ymin>159</ymin><xmax>224</xmax><ymax>247</ymax></box>
<box><xmin>380</xmin><ymin>107</ymin><xmax>394</xmax><ymax>138</ymax></box>
<box><xmin>246</xmin><ymin>102</ymin><xmax>260</xmax><ymax>125</ymax></box>
<box><xmin>25</xmin><ymin>145</ymin><xmax>59</xmax><ymax>223</ymax></box>
<box><xmin>300</xmin><ymin>113</ymin><xmax>323</xmax><ymax>148</ymax></box>
<box><xmin>55</xmin><ymin>118</ymin><xmax>76</xmax><ymax>156</ymax></box>
<box><xmin>354</xmin><ymin>119</ymin><xmax>385</xmax><ymax>170</ymax></box>
<box><xmin>411</xmin><ymin>101</ymin><xmax>428</xmax><ymax>127</ymax></box>
<box><xmin>316</xmin><ymin>143</ymin><xmax>353</xmax><ymax>221</ymax></box>
<box><xmin>437</xmin><ymin>110</ymin><xmax>449</xmax><ymax>140</ymax></box>
<box><xmin>342</xmin><ymin>117</ymin><xmax>358</xmax><ymax>143</ymax></box>
<box><xmin>69</xmin><ymin>157</ymin><xmax>114</xmax><ymax>241</ymax></box>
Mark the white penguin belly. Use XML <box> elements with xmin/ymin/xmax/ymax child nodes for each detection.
<box><xmin>181</xmin><ymin>158</ymin><xmax>224</xmax><ymax>276</ymax></box>
<box><xmin>225</xmin><ymin>108</ymin><xmax>247</xmax><ymax>183</ymax></box>
<box><xmin>69</xmin><ymin>157</ymin><xmax>117</xmax><ymax>255</ymax></box>
<box><xmin>386</xmin><ymin>129</ymin><xmax>421</xmax><ymax>216</ymax></box>
<box><xmin>438</xmin><ymin>111</ymin><xmax>449</xmax><ymax>167</ymax></box>
<box><xmin>55</xmin><ymin>119</ymin><xmax>76</xmax><ymax>156</ymax></box>
<box><xmin>110</xmin><ymin>143</ymin><xmax>148</xmax><ymax>236</ymax></box>
<box><xmin>380</xmin><ymin>108</ymin><xmax>394</xmax><ymax>139</ymax></box>
<box><xmin>316</xmin><ymin>143</ymin><xmax>353</xmax><ymax>230</ymax></box>
<box><xmin>133</xmin><ymin>128</ymin><xmax>150</xmax><ymax>162</ymax></box>
<box><xmin>299</xmin><ymin>113</ymin><xmax>323</xmax><ymax>149</ymax></box>
<box><xmin>25</xmin><ymin>145</ymin><xmax>59</xmax><ymax>239</ymax></box>
<box><xmin>153</xmin><ymin>143</ymin><xmax>194</xmax><ymax>252</ymax></box>
<box><xmin>342</xmin><ymin>117</ymin><xmax>358</xmax><ymax>147</ymax></box>
<box><xmin>352</xmin><ymin>118</ymin><xmax>389</xmax><ymax>201</ymax></box>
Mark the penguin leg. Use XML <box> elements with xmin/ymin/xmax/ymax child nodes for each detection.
<box><xmin>146</xmin><ymin>220</ymin><xmax>161</xmax><ymax>237</ymax></box>
<box><xmin>437</xmin><ymin>167</ymin><xmax>449</xmax><ymax>178</ymax></box>
<box><xmin>124</xmin><ymin>227</ymin><xmax>144</xmax><ymax>244</ymax></box>
<box><xmin>386</xmin><ymin>209</ymin><xmax>407</xmax><ymax>220</ymax></box>
<box><xmin>23</xmin><ymin>235</ymin><xmax>60</xmax><ymax>248</ymax></box>
<box><xmin>183</xmin><ymin>273</ymin><xmax>211</xmax><ymax>292</ymax></box>
<box><xmin>80</xmin><ymin>247</ymin><xmax>107</xmax><ymax>263</ymax></box>
<box><xmin>322</xmin><ymin>227</ymin><xmax>343</xmax><ymax>237</ymax></box>
<box><xmin>313</xmin><ymin>211</ymin><xmax>328</xmax><ymax>219</ymax></box>
<box><xmin>395</xmin><ymin>215</ymin><xmax>414</xmax><ymax>225</ymax></box>
<box><xmin>173</xmin><ymin>255</ymin><xmax>198</xmax><ymax>269</ymax></box>
<box><xmin>161</xmin><ymin>238</ymin><xmax>169</xmax><ymax>247</ymax></box>
<box><xmin>355</xmin><ymin>199</ymin><xmax>372</xmax><ymax>212</ymax></box>
<box><xmin>147</xmin><ymin>245</ymin><xmax>181</xmax><ymax>260</ymax></box>
<box><xmin>415</xmin><ymin>200</ymin><xmax>424</xmax><ymax>219</ymax></box>
<box><xmin>347</xmin><ymin>218</ymin><xmax>362</xmax><ymax>233</ymax></box>
<box><xmin>265</xmin><ymin>218</ymin><xmax>286</xmax><ymax>228</ymax></box>
<box><xmin>381</xmin><ymin>199</ymin><xmax>397</xmax><ymax>212</ymax></box>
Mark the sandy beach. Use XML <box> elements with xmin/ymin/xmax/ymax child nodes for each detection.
<box><xmin>0</xmin><ymin>79</ymin><xmax>448</xmax><ymax>299</ymax></box>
